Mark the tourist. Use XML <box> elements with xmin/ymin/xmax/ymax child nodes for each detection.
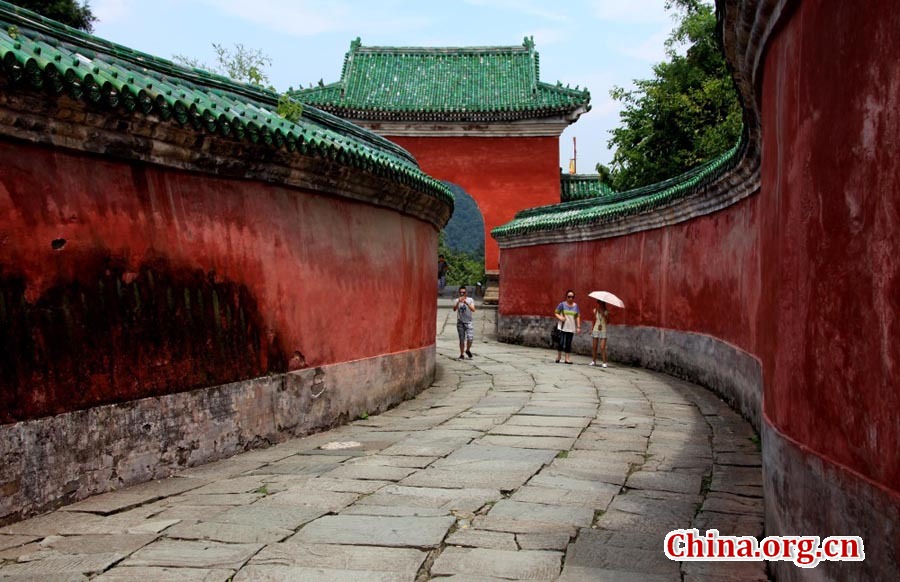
<box><xmin>454</xmin><ymin>286</ymin><xmax>476</xmax><ymax>359</ymax></box>
<box><xmin>554</xmin><ymin>290</ymin><xmax>581</xmax><ymax>364</ymax></box>
<box><xmin>437</xmin><ymin>254</ymin><xmax>450</xmax><ymax>295</ymax></box>
<box><xmin>590</xmin><ymin>300</ymin><xmax>609</xmax><ymax>367</ymax></box>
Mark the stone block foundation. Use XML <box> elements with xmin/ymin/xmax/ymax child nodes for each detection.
<box><xmin>0</xmin><ymin>346</ymin><xmax>434</xmax><ymax>525</ymax></box>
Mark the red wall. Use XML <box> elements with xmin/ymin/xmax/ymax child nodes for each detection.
<box><xmin>0</xmin><ymin>140</ymin><xmax>437</xmax><ymax>423</ymax></box>
<box><xmin>500</xmin><ymin>0</ymin><xmax>899</xmax><ymax>496</ymax></box>
<box><xmin>387</xmin><ymin>135</ymin><xmax>561</xmax><ymax>271</ymax></box>
<box><xmin>759</xmin><ymin>0</ymin><xmax>900</xmax><ymax>486</ymax></box>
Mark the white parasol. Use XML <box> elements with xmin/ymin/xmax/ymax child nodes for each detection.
<box><xmin>588</xmin><ymin>291</ymin><xmax>625</xmax><ymax>308</ymax></box>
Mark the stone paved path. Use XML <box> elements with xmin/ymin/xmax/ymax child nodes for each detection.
<box><xmin>0</xmin><ymin>301</ymin><xmax>766</xmax><ymax>581</ymax></box>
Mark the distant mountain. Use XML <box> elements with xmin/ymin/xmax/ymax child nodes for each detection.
<box><xmin>442</xmin><ymin>183</ymin><xmax>485</xmax><ymax>257</ymax></box>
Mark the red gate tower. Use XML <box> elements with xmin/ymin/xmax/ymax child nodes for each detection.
<box><xmin>292</xmin><ymin>37</ymin><xmax>590</xmax><ymax>296</ymax></box>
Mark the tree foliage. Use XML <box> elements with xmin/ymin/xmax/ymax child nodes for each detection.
<box><xmin>173</xmin><ymin>44</ymin><xmax>303</xmax><ymax>123</ymax></box>
<box><xmin>15</xmin><ymin>0</ymin><xmax>96</xmax><ymax>31</ymax></box>
<box><xmin>438</xmin><ymin>233</ymin><xmax>485</xmax><ymax>287</ymax></box>
<box><xmin>607</xmin><ymin>0</ymin><xmax>741</xmax><ymax>190</ymax></box>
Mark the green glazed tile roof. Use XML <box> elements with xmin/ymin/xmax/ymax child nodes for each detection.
<box><xmin>560</xmin><ymin>173</ymin><xmax>616</xmax><ymax>202</ymax></box>
<box><xmin>493</xmin><ymin>142</ymin><xmax>742</xmax><ymax>239</ymax></box>
<box><xmin>290</xmin><ymin>37</ymin><xmax>591</xmax><ymax>121</ymax></box>
<box><xmin>0</xmin><ymin>2</ymin><xmax>452</xmax><ymax>208</ymax></box>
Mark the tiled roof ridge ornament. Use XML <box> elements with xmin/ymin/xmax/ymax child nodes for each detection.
<box><xmin>290</xmin><ymin>36</ymin><xmax>590</xmax><ymax>122</ymax></box>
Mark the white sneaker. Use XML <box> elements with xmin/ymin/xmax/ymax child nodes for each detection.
<box><xmin>601</xmin><ymin>363</ymin><xmax>608</xmax><ymax>368</ymax></box>
<box><xmin>589</xmin><ymin>361</ymin><xmax>596</xmax><ymax>366</ymax></box>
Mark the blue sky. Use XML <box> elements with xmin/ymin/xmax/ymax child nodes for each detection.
<box><xmin>91</xmin><ymin>0</ymin><xmax>679</xmax><ymax>170</ymax></box>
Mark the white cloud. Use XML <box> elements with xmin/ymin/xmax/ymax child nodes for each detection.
<box><xmin>463</xmin><ymin>0</ymin><xmax>569</xmax><ymax>23</ymax></box>
<box><xmin>590</xmin><ymin>0</ymin><xmax>671</xmax><ymax>23</ymax></box>
<box><xmin>197</xmin><ymin>0</ymin><xmax>431</xmax><ymax>37</ymax></box>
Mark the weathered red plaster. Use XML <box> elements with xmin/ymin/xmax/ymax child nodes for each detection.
<box><xmin>0</xmin><ymin>141</ymin><xmax>437</xmax><ymax>423</ymax></box>
<box><xmin>500</xmin><ymin>0</ymin><xmax>900</xmax><ymax>508</ymax></box>
<box><xmin>760</xmin><ymin>0</ymin><xmax>900</xmax><ymax>486</ymax></box>
<box><xmin>387</xmin><ymin>135</ymin><xmax>561</xmax><ymax>271</ymax></box>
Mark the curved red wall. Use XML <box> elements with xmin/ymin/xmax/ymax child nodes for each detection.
<box><xmin>0</xmin><ymin>140</ymin><xmax>437</xmax><ymax>423</ymax></box>
<box><xmin>760</xmin><ymin>0</ymin><xmax>900</xmax><ymax>487</ymax></box>
<box><xmin>388</xmin><ymin>135</ymin><xmax>561</xmax><ymax>271</ymax></box>
<box><xmin>499</xmin><ymin>0</ymin><xmax>899</xmax><ymax>545</ymax></box>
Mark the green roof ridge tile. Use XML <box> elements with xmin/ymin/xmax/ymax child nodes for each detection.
<box><xmin>0</xmin><ymin>1</ymin><xmax>452</xmax><ymax>209</ymax></box>
<box><xmin>290</xmin><ymin>37</ymin><xmax>590</xmax><ymax>120</ymax></box>
<box><xmin>494</xmin><ymin>141</ymin><xmax>743</xmax><ymax>238</ymax></box>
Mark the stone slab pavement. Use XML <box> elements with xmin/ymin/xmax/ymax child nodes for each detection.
<box><xmin>0</xmin><ymin>302</ymin><xmax>766</xmax><ymax>581</ymax></box>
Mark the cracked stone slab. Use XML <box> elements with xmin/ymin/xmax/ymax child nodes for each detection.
<box><xmin>597</xmin><ymin>492</ymin><xmax>697</xmax><ymax>534</ymax></box>
<box><xmin>290</xmin><ymin>478</ymin><xmax>390</xmax><ymax>494</ymax></box>
<box><xmin>0</xmin><ymin>512</ymin><xmax>178</xmax><ymax>537</ymax></box>
<box><xmin>0</xmin><ymin>534</ymin><xmax>38</xmax><ymax>551</ymax></box>
<box><xmin>431</xmin><ymin>547</ymin><xmax>562</xmax><ymax>580</ymax></box>
<box><xmin>543</xmin><ymin>460</ymin><xmax>629</xmax><ymax>486</ymax></box>
<box><xmin>399</xmin><ymin>467</ymin><xmax>537</xmax><ymax>491</ymax></box>
<box><xmin>445</xmin><ymin>529</ymin><xmax>518</xmax><ymax>550</ymax></box>
<box><xmin>94</xmin><ymin>566</ymin><xmax>235</xmax><ymax>581</ymax></box>
<box><xmin>701</xmin><ymin>492</ymin><xmax>764</xmax><ymax>516</ymax></box>
<box><xmin>563</xmin><ymin>529</ymin><xmax>679</xmax><ymax>578</ymax></box>
<box><xmin>0</xmin><ymin>533</ymin><xmax>158</xmax><ymax>560</ymax></box>
<box><xmin>255</xmin><ymin>490</ymin><xmax>359</xmax><ymax>511</ymax></box>
<box><xmin>208</xmin><ymin>505</ymin><xmax>326</xmax><ymax>530</ymax></box>
<box><xmin>472</xmin><ymin>516</ymin><xmax>577</xmax><ymax>536</ymax></box>
<box><xmin>357</xmin><ymin>485</ymin><xmax>501</xmax><ymax>512</ymax></box>
<box><xmin>340</xmin><ymin>505</ymin><xmax>450</xmax><ymax>517</ymax></box>
<box><xmin>488</xmin><ymin>425</ymin><xmax>583</xmax><ymax>438</ymax></box>
<box><xmin>151</xmin><ymin>505</ymin><xmax>228</xmax><ymax>522</ymax></box>
<box><xmin>488</xmin><ymin>500</ymin><xmax>594</xmax><ymax>528</ymax></box>
<box><xmin>249</xmin><ymin>542</ymin><xmax>426</xmax><ymax>575</ymax></box>
<box><xmin>519</xmin><ymin>407</ymin><xmax>597</xmax><ymax>418</ymax></box>
<box><xmin>233</xmin><ymin>566</ymin><xmax>409</xmax><ymax>581</ymax></box>
<box><xmin>163</xmin><ymin>521</ymin><xmax>293</xmax><ymax>544</ymax></box>
<box><xmin>345</xmin><ymin>455</ymin><xmax>438</xmax><ymax>469</ymax></box>
<box><xmin>517</xmin><ymin>532</ymin><xmax>572</xmax><ymax>551</ymax></box>
<box><xmin>512</xmin><ymin>486</ymin><xmax>615</xmax><ymax>510</ymax></box>
<box><xmin>378</xmin><ymin>444</ymin><xmax>459</xmax><ymax>457</ymax></box>
<box><xmin>59</xmin><ymin>478</ymin><xmax>210</xmax><ymax>515</ymax></box>
<box><xmin>291</xmin><ymin>515</ymin><xmax>455</xmax><ymax>548</ymax></box>
<box><xmin>322</xmin><ymin>464</ymin><xmax>418</xmax><ymax>482</ymax></box>
<box><xmin>248</xmin><ymin>457</ymin><xmax>346</xmax><ymax>476</ymax></box>
<box><xmin>626</xmin><ymin>471</ymin><xmax>703</xmax><ymax>495</ymax></box>
<box><xmin>171</xmin><ymin>493</ymin><xmax>264</xmax><ymax>506</ymax></box>
<box><xmin>0</xmin><ymin>552</ymin><xmax>126</xmax><ymax>577</ymax></box>
<box><xmin>694</xmin><ymin>510</ymin><xmax>764</xmax><ymax>538</ymax></box>
<box><xmin>559</xmin><ymin>565</ymin><xmax>674</xmax><ymax>581</ymax></box>
<box><xmin>183</xmin><ymin>477</ymin><xmax>268</xmax><ymax>496</ymax></box>
<box><xmin>479</xmin><ymin>435</ymin><xmax>577</xmax><ymax>450</ymax></box>
<box><xmin>435</xmin><ymin>444</ymin><xmax>558</xmax><ymax>466</ymax></box>
<box><xmin>122</xmin><ymin>540</ymin><xmax>263</xmax><ymax>569</ymax></box>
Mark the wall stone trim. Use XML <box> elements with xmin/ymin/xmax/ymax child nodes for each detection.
<box><xmin>763</xmin><ymin>420</ymin><xmax>899</xmax><ymax>581</ymax></box>
<box><xmin>498</xmin><ymin>315</ymin><xmax>761</xmax><ymax>430</ymax></box>
<box><xmin>0</xmin><ymin>346</ymin><xmax>434</xmax><ymax>526</ymax></box>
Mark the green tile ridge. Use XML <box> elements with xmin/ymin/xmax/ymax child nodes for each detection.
<box><xmin>289</xmin><ymin>37</ymin><xmax>590</xmax><ymax>120</ymax></box>
<box><xmin>493</xmin><ymin>141</ymin><xmax>743</xmax><ymax>238</ymax></box>
<box><xmin>0</xmin><ymin>1</ymin><xmax>453</xmax><ymax>209</ymax></box>
<box><xmin>560</xmin><ymin>173</ymin><xmax>616</xmax><ymax>202</ymax></box>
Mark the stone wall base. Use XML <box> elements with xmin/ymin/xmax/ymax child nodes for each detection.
<box><xmin>498</xmin><ymin>315</ymin><xmax>760</xmax><ymax>430</ymax></box>
<box><xmin>0</xmin><ymin>346</ymin><xmax>434</xmax><ymax>525</ymax></box>
<box><xmin>763</xmin><ymin>420</ymin><xmax>899</xmax><ymax>580</ymax></box>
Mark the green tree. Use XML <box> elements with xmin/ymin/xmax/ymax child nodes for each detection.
<box><xmin>14</xmin><ymin>0</ymin><xmax>96</xmax><ymax>31</ymax></box>
<box><xmin>607</xmin><ymin>0</ymin><xmax>741</xmax><ymax>190</ymax></box>
<box><xmin>438</xmin><ymin>233</ymin><xmax>484</xmax><ymax>287</ymax></box>
<box><xmin>173</xmin><ymin>44</ymin><xmax>303</xmax><ymax>123</ymax></box>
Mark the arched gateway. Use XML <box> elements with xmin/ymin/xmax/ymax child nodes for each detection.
<box><xmin>292</xmin><ymin>38</ymin><xmax>590</xmax><ymax>300</ymax></box>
